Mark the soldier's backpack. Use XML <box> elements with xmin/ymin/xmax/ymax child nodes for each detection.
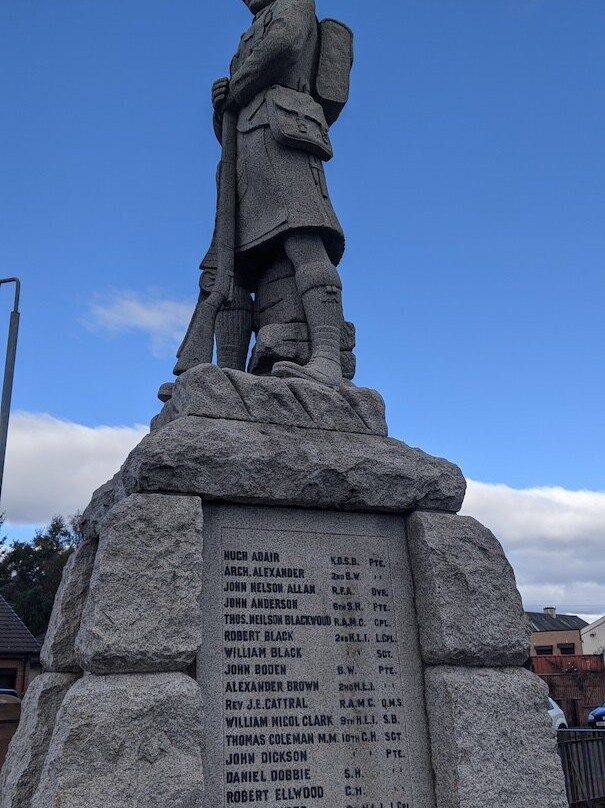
<box><xmin>314</xmin><ymin>18</ymin><xmax>354</xmax><ymax>126</ymax></box>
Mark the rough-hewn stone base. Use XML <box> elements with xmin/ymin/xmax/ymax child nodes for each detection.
<box><xmin>153</xmin><ymin>364</ymin><xmax>385</xmax><ymax>435</ymax></box>
<box><xmin>122</xmin><ymin>416</ymin><xmax>465</xmax><ymax>513</ymax></box>
<box><xmin>424</xmin><ymin>666</ymin><xmax>568</xmax><ymax>808</ymax></box>
<box><xmin>32</xmin><ymin>674</ymin><xmax>204</xmax><ymax>808</ymax></box>
<box><xmin>76</xmin><ymin>494</ymin><xmax>203</xmax><ymax>675</ymax></box>
<box><xmin>41</xmin><ymin>540</ymin><xmax>97</xmax><ymax>673</ymax></box>
<box><xmin>407</xmin><ymin>511</ymin><xmax>530</xmax><ymax>666</ymax></box>
<box><xmin>0</xmin><ymin>673</ymin><xmax>79</xmax><ymax>808</ymax></box>
<box><xmin>6</xmin><ymin>370</ymin><xmax>567</xmax><ymax>808</ymax></box>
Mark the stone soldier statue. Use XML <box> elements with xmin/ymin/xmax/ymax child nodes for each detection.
<box><xmin>175</xmin><ymin>0</ymin><xmax>353</xmax><ymax>387</ymax></box>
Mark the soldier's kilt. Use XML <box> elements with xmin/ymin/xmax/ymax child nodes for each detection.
<box><xmin>201</xmin><ymin>125</ymin><xmax>344</xmax><ymax>276</ymax></box>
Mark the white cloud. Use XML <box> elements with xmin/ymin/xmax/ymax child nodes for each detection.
<box><xmin>86</xmin><ymin>292</ymin><xmax>195</xmax><ymax>357</ymax></box>
<box><xmin>462</xmin><ymin>480</ymin><xmax>605</xmax><ymax>617</ymax></box>
<box><xmin>2</xmin><ymin>412</ymin><xmax>148</xmax><ymax>525</ymax></box>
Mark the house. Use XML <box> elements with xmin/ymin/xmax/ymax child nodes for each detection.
<box><xmin>526</xmin><ymin>607</ymin><xmax>588</xmax><ymax>657</ymax></box>
<box><xmin>526</xmin><ymin>608</ymin><xmax>605</xmax><ymax>725</ymax></box>
<box><xmin>0</xmin><ymin>594</ymin><xmax>41</xmax><ymax>697</ymax></box>
<box><xmin>582</xmin><ymin>615</ymin><xmax>605</xmax><ymax>657</ymax></box>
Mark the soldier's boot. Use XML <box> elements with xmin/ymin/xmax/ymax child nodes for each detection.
<box><xmin>273</xmin><ymin>261</ymin><xmax>343</xmax><ymax>387</ymax></box>
<box><xmin>216</xmin><ymin>283</ymin><xmax>254</xmax><ymax>371</ymax></box>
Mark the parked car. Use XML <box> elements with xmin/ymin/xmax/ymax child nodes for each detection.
<box><xmin>0</xmin><ymin>689</ymin><xmax>20</xmax><ymax>704</ymax></box>
<box><xmin>587</xmin><ymin>703</ymin><xmax>605</xmax><ymax>728</ymax></box>
<box><xmin>548</xmin><ymin>697</ymin><xmax>568</xmax><ymax>730</ymax></box>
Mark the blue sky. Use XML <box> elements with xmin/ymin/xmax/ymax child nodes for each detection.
<box><xmin>1</xmin><ymin>1</ymin><xmax>604</xmax><ymax>614</ymax></box>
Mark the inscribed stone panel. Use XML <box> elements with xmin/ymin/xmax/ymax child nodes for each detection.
<box><xmin>199</xmin><ymin>504</ymin><xmax>436</xmax><ymax>808</ymax></box>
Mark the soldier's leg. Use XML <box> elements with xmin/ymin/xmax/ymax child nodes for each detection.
<box><xmin>272</xmin><ymin>231</ymin><xmax>344</xmax><ymax>387</ymax></box>
<box><xmin>215</xmin><ymin>280</ymin><xmax>254</xmax><ymax>371</ymax></box>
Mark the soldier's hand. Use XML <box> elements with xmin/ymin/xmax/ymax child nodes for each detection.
<box><xmin>212</xmin><ymin>77</ymin><xmax>230</xmax><ymax>114</ymax></box>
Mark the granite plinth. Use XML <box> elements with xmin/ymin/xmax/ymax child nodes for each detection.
<box><xmin>123</xmin><ymin>414</ymin><xmax>465</xmax><ymax>513</ymax></box>
<box><xmin>425</xmin><ymin>666</ymin><xmax>568</xmax><ymax>808</ymax></box>
<box><xmin>76</xmin><ymin>493</ymin><xmax>203</xmax><ymax>675</ymax></box>
<box><xmin>407</xmin><ymin>511</ymin><xmax>530</xmax><ymax>666</ymax></box>
<box><xmin>153</xmin><ymin>364</ymin><xmax>387</xmax><ymax>436</ymax></box>
<box><xmin>121</xmin><ymin>367</ymin><xmax>466</xmax><ymax>513</ymax></box>
<box><xmin>79</xmin><ymin>471</ymin><xmax>126</xmax><ymax>543</ymax></box>
<box><xmin>0</xmin><ymin>673</ymin><xmax>79</xmax><ymax>808</ymax></box>
<box><xmin>41</xmin><ymin>539</ymin><xmax>97</xmax><ymax>673</ymax></box>
<box><xmin>32</xmin><ymin>673</ymin><xmax>204</xmax><ymax>808</ymax></box>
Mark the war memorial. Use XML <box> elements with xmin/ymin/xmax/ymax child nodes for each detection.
<box><xmin>1</xmin><ymin>1</ymin><xmax>570</xmax><ymax>806</ymax></box>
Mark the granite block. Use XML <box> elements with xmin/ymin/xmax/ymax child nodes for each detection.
<box><xmin>425</xmin><ymin>666</ymin><xmax>568</xmax><ymax>808</ymax></box>
<box><xmin>156</xmin><ymin>364</ymin><xmax>387</xmax><ymax>436</ymax></box>
<box><xmin>0</xmin><ymin>673</ymin><xmax>79</xmax><ymax>808</ymax></box>
<box><xmin>32</xmin><ymin>673</ymin><xmax>204</xmax><ymax>808</ymax></box>
<box><xmin>76</xmin><ymin>493</ymin><xmax>203</xmax><ymax>674</ymax></box>
<box><xmin>122</xmin><ymin>415</ymin><xmax>466</xmax><ymax>514</ymax></box>
<box><xmin>41</xmin><ymin>540</ymin><xmax>97</xmax><ymax>673</ymax></box>
<box><xmin>407</xmin><ymin>511</ymin><xmax>530</xmax><ymax>666</ymax></box>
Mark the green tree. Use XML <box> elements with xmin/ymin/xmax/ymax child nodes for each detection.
<box><xmin>0</xmin><ymin>515</ymin><xmax>79</xmax><ymax>636</ymax></box>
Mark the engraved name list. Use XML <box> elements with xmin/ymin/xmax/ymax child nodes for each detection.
<box><xmin>200</xmin><ymin>507</ymin><xmax>436</xmax><ymax>808</ymax></box>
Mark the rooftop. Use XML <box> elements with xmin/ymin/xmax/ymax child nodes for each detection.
<box><xmin>526</xmin><ymin>609</ymin><xmax>588</xmax><ymax>633</ymax></box>
<box><xmin>581</xmin><ymin>614</ymin><xmax>605</xmax><ymax>634</ymax></box>
<box><xmin>0</xmin><ymin>595</ymin><xmax>41</xmax><ymax>656</ymax></box>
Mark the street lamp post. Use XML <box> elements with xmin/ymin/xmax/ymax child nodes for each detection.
<box><xmin>0</xmin><ymin>278</ymin><xmax>21</xmax><ymax>507</ymax></box>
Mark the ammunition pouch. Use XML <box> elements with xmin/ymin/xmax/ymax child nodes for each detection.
<box><xmin>266</xmin><ymin>86</ymin><xmax>333</xmax><ymax>162</ymax></box>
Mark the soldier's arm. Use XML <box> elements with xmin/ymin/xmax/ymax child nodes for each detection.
<box><xmin>230</xmin><ymin>0</ymin><xmax>313</xmax><ymax>108</ymax></box>
<box><xmin>211</xmin><ymin>77</ymin><xmax>231</xmax><ymax>144</ymax></box>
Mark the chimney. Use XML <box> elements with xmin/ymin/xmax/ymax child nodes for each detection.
<box><xmin>543</xmin><ymin>606</ymin><xmax>557</xmax><ymax>618</ymax></box>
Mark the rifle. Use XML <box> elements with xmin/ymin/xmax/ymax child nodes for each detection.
<box><xmin>174</xmin><ymin>107</ymin><xmax>237</xmax><ymax>373</ymax></box>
